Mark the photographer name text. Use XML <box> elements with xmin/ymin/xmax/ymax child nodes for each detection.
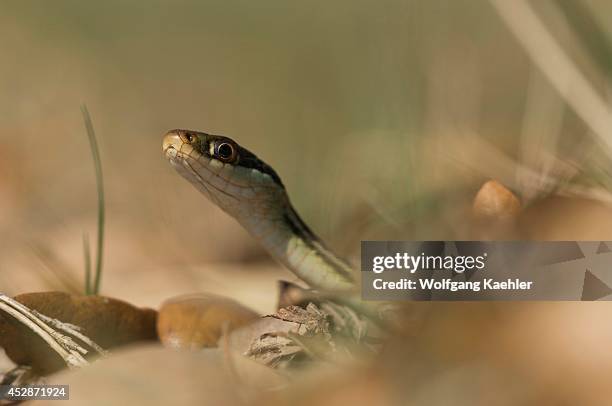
<box><xmin>370</xmin><ymin>252</ymin><xmax>533</xmax><ymax>292</ymax></box>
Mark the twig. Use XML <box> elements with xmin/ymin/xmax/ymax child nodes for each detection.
<box><xmin>31</xmin><ymin>310</ymin><xmax>108</xmax><ymax>356</ymax></box>
<box><xmin>0</xmin><ymin>294</ymin><xmax>88</xmax><ymax>369</ymax></box>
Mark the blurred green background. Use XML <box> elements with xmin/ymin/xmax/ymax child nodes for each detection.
<box><xmin>2</xmin><ymin>0</ymin><xmax>612</xmax><ymax>310</ymax></box>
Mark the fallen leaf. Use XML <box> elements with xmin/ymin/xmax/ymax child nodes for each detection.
<box><xmin>157</xmin><ymin>293</ymin><xmax>259</xmax><ymax>349</ymax></box>
<box><xmin>0</xmin><ymin>291</ymin><xmax>157</xmax><ymax>374</ymax></box>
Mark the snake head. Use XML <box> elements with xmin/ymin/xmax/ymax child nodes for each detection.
<box><xmin>162</xmin><ymin>129</ymin><xmax>288</xmax><ymax>221</ymax></box>
<box><xmin>163</xmin><ymin>129</ymin><xmax>356</xmax><ymax>291</ymax></box>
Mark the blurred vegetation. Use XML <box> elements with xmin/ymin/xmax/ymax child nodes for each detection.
<box><xmin>1</xmin><ymin>0</ymin><xmax>612</xmax><ymax>304</ymax></box>
<box><xmin>2</xmin><ymin>2</ymin><xmax>612</xmax><ymax>404</ymax></box>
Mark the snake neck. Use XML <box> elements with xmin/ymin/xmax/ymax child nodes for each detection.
<box><xmin>242</xmin><ymin>203</ymin><xmax>356</xmax><ymax>292</ymax></box>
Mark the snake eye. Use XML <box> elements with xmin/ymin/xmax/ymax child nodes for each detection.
<box><xmin>215</xmin><ymin>142</ymin><xmax>237</xmax><ymax>163</ymax></box>
<box><xmin>185</xmin><ymin>133</ymin><xmax>195</xmax><ymax>143</ymax></box>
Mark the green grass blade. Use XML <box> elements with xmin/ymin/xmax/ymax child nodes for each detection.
<box><xmin>80</xmin><ymin>104</ymin><xmax>105</xmax><ymax>295</ymax></box>
<box><xmin>82</xmin><ymin>233</ymin><xmax>92</xmax><ymax>295</ymax></box>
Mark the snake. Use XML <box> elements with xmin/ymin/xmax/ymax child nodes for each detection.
<box><xmin>162</xmin><ymin>129</ymin><xmax>357</xmax><ymax>292</ymax></box>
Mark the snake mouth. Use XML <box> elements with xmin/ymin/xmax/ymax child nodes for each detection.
<box><xmin>163</xmin><ymin>146</ymin><xmax>177</xmax><ymax>161</ymax></box>
<box><xmin>163</xmin><ymin>131</ymin><xmax>194</xmax><ymax>167</ymax></box>
<box><xmin>162</xmin><ymin>131</ymin><xmax>183</xmax><ymax>155</ymax></box>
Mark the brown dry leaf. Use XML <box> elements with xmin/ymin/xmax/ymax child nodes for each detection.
<box><xmin>243</xmin><ymin>304</ymin><xmax>373</xmax><ymax>369</ymax></box>
<box><xmin>223</xmin><ymin>316</ymin><xmax>303</xmax><ymax>355</ymax></box>
<box><xmin>157</xmin><ymin>293</ymin><xmax>259</xmax><ymax>349</ymax></box>
<box><xmin>223</xmin><ymin>306</ymin><xmax>318</xmax><ymax>369</ymax></box>
<box><xmin>471</xmin><ymin>180</ymin><xmax>522</xmax><ymax>239</ymax></box>
<box><xmin>0</xmin><ymin>291</ymin><xmax>157</xmax><ymax>374</ymax></box>
<box><xmin>245</xmin><ymin>304</ymin><xmax>335</xmax><ymax>368</ymax></box>
<box><xmin>472</xmin><ymin>180</ymin><xmax>522</xmax><ymax>221</ymax></box>
<box><xmin>246</xmin><ymin>334</ymin><xmax>304</xmax><ymax>368</ymax></box>
<box><xmin>274</xmin><ymin>304</ymin><xmax>331</xmax><ymax>336</ymax></box>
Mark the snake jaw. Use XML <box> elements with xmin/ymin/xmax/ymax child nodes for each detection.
<box><xmin>163</xmin><ymin>131</ymin><xmax>201</xmax><ymax>172</ymax></box>
<box><xmin>162</xmin><ymin>131</ymin><xmax>183</xmax><ymax>157</ymax></box>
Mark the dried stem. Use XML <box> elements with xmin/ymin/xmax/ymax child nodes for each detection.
<box><xmin>32</xmin><ymin>310</ymin><xmax>107</xmax><ymax>356</ymax></box>
<box><xmin>0</xmin><ymin>294</ymin><xmax>92</xmax><ymax>369</ymax></box>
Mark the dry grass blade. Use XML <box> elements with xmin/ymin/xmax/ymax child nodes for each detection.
<box><xmin>489</xmin><ymin>0</ymin><xmax>612</xmax><ymax>159</ymax></box>
<box><xmin>31</xmin><ymin>310</ymin><xmax>107</xmax><ymax>356</ymax></box>
<box><xmin>554</xmin><ymin>0</ymin><xmax>612</xmax><ymax>79</ymax></box>
<box><xmin>0</xmin><ymin>294</ymin><xmax>89</xmax><ymax>369</ymax></box>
